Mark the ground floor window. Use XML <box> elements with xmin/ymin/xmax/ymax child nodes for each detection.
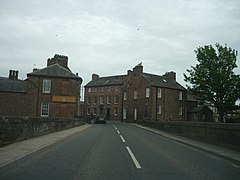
<box><xmin>93</xmin><ymin>107</ymin><xmax>97</xmax><ymax>115</ymax></box>
<box><xmin>41</xmin><ymin>102</ymin><xmax>49</xmax><ymax>117</ymax></box>
<box><xmin>123</xmin><ymin>108</ymin><xmax>127</xmax><ymax>120</ymax></box>
<box><xmin>114</xmin><ymin>107</ymin><xmax>118</xmax><ymax>116</ymax></box>
<box><xmin>157</xmin><ymin>105</ymin><xmax>161</xmax><ymax>115</ymax></box>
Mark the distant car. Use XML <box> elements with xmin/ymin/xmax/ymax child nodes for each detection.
<box><xmin>94</xmin><ymin>115</ymin><xmax>106</xmax><ymax>124</ymax></box>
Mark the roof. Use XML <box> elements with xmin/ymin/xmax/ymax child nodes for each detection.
<box><xmin>85</xmin><ymin>75</ymin><xmax>127</xmax><ymax>87</ymax></box>
<box><xmin>27</xmin><ymin>64</ymin><xmax>82</xmax><ymax>80</ymax></box>
<box><xmin>0</xmin><ymin>77</ymin><xmax>27</xmax><ymax>93</ymax></box>
<box><xmin>85</xmin><ymin>72</ymin><xmax>186</xmax><ymax>90</ymax></box>
<box><xmin>142</xmin><ymin>73</ymin><xmax>186</xmax><ymax>90</ymax></box>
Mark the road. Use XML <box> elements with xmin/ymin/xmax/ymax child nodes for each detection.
<box><xmin>0</xmin><ymin>122</ymin><xmax>239</xmax><ymax>180</ymax></box>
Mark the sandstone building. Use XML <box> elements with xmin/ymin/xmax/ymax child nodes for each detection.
<box><xmin>84</xmin><ymin>63</ymin><xmax>187</xmax><ymax>122</ymax></box>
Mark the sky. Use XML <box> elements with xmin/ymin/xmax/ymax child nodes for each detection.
<box><xmin>0</xmin><ymin>0</ymin><xmax>240</xmax><ymax>88</ymax></box>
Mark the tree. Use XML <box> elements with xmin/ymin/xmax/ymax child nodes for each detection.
<box><xmin>184</xmin><ymin>43</ymin><xmax>240</xmax><ymax>122</ymax></box>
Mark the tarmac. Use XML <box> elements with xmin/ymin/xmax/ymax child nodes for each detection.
<box><xmin>0</xmin><ymin>123</ymin><xmax>240</xmax><ymax>170</ymax></box>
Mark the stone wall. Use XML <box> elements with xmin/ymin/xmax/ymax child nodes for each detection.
<box><xmin>0</xmin><ymin>116</ymin><xmax>84</xmax><ymax>147</ymax></box>
<box><xmin>139</xmin><ymin>121</ymin><xmax>240</xmax><ymax>152</ymax></box>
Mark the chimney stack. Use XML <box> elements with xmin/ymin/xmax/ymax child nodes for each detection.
<box><xmin>47</xmin><ymin>54</ymin><xmax>69</xmax><ymax>69</ymax></box>
<box><xmin>163</xmin><ymin>71</ymin><xmax>176</xmax><ymax>81</ymax></box>
<box><xmin>9</xmin><ymin>70</ymin><xmax>19</xmax><ymax>80</ymax></box>
<box><xmin>92</xmin><ymin>73</ymin><xmax>99</xmax><ymax>81</ymax></box>
<box><xmin>133</xmin><ymin>62</ymin><xmax>143</xmax><ymax>75</ymax></box>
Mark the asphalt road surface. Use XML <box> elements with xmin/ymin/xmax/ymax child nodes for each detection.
<box><xmin>0</xmin><ymin>122</ymin><xmax>239</xmax><ymax>180</ymax></box>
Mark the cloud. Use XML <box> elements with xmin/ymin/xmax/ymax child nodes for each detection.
<box><xmin>0</xmin><ymin>0</ymin><xmax>240</xmax><ymax>86</ymax></box>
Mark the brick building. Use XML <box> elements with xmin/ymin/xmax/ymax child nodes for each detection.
<box><xmin>0</xmin><ymin>70</ymin><xmax>27</xmax><ymax>116</ymax></box>
<box><xmin>84</xmin><ymin>63</ymin><xmax>187</xmax><ymax>122</ymax></box>
<box><xmin>0</xmin><ymin>54</ymin><xmax>83</xmax><ymax>118</ymax></box>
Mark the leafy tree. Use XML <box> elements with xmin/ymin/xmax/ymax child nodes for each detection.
<box><xmin>184</xmin><ymin>43</ymin><xmax>240</xmax><ymax>122</ymax></box>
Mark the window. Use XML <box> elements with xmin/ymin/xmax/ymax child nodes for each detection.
<box><xmin>123</xmin><ymin>92</ymin><xmax>127</xmax><ymax>101</ymax></box>
<box><xmin>42</xmin><ymin>79</ymin><xmax>51</xmax><ymax>93</ymax></box>
<box><xmin>179</xmin><ymin>106</ymin><xmax>183</xmax><ymax>115</ymax></box>
<box><xmin>123</xmin><ymin>108</ymin><xmax>127</xmax><ymax>120</ymax></box>
<box><xmin>94</xmin><ymin>97</ymin><xmax>97</xmax><ymax>104</ymax></box>
<box><xmin>179</xmin><ymin>91</ymin><xmax>183</xmax><ymax>100</ymax></box>
<box><xmin>87</xmin><ymin>108</ymin><xmax>90</xmax><ymax>115</ymax></box>
<box><xmin>87</xmin><ymin>97</ymin><xmax>91</xmax><ymax>105</ymax></box>
<box><xmin>100</xmin><ymin>96</ymin><xmax>104</xmax><ymax>104</ymax></box>
<box><xmin>146</xmin><ymin>87</ymin><xmax>150</xmax><ymax>98</ymax></box>
<box><xmin>88</xmin><ymin>88</ymin><xmax>91</xmax><ymax>93</ymax></box>
<box><xmin>41</xmin><ymin>102</ymin><xmax>49</xmax><ymax>117</ymax></box>
<box><xmin>194</xmin><ymin>113</ymin><xmax>197</xmax><ymax>120</ymax></box>
<box><xmin>61</xmin><ymin>80</ymin><xmax>69</xmax><ymax>94</ymax></box>
<box><xmin>114</xmin><ymin>96</ymin><xmax>119</xmax><ymax>104</ymax></box>
<box><xmin>93</xmin><ymin>107</ymin><xmax>97</xmax><ymax>115</ymax></box>
<box><xmin>107</xmin><ymin>96</ymin><xmax>111</xmax><ymax>104</ymax></box>
<box><xmin>60</xmin><ymin>104</ymin><xmax>67</xmax><ymax>117</ymax></box>
<box><xmin>134</xmin><ymin>90</ymin><xmax>138</xmax><ymax>99</ymax></box>
<box><xmin>157</xmin><ymin>88</ymin><xmax>161</xmax><ymax>98</ymax></box>
<box><xmin>114</xmin><ymin>107</ymin><xmax>118</xmax><ymax>116</ymax></box>
<box><xmin>202</xmin><ymin>114</ymin><xmax>206</xmax><ymax>120</ymax></box>
<box><xmin>157</xmin><ymin>105</ymin><xmax>161</xmax><ymax>114</ymax></box>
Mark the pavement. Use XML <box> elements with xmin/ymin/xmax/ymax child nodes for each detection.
<box><xmin>0</xmin><ymin>122</ymin><xmax>240</xmax><ymax>170</ymax></box>
<box><xmin>0</xmin><ymin>124</ymin><xmax>91</xmax><ymax>169</ymax></box>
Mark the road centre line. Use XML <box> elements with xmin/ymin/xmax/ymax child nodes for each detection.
<box><xmin>117</xmin><ymin>130</ymin><xmax>120</xmax><ymax>134</ymax></box>
<box><xmin>120</xmin><ymin>135</ymin><xmax>126</xmax><ymax>143</ymax></box>
<box><xmin>126</xmin><ymin>146</ymin><xmax>142</xmax><ymax>169</ymax></box>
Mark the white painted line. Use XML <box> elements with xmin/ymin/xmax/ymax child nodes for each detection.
<box><xmin>231</xmin><ymin>164</ymin><xmax>240</xmax><ymax>168</ymax></box>
<box><xmin>114</xmin><ymin>125</ymin><xmax>118</xmax><ymax>130</ymax></box>
<box><xmin>120</xmin><ymin>135</ymin><xmax>126</xmax><ymax>143</ymax></box>
<box><xmin>117</xmin><ymin>130</ymin><xmax>120</xmax><ymax>134</ymax></box>
<box><xmin>211</xmin><ymin>156</ymin><xmax>221</xmax><ymax>161</ymax></box>
<box><xmin>126</xmin><ymin>146</ymin><xmax>141</xmax><ymax>169</ymax></box>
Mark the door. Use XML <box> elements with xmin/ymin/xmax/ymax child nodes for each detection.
<box><xmin>134</xmin><ymin>108</ymin><xmax>137</xmax><ymax>121</ymax></box>
<box><xmin>106</xmin><ymin>107</ymin><xmax>110</xmax><ymax>120</ymax></box>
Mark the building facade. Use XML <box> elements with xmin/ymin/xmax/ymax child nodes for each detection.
<box><xmin>0</xmin><ymin>70</ymin><xmax>28</xmax><ymax>116</ymax></box>
<box><xmin>84</xmin><ymin>64</ymin><xmax>187</xmax><ymax>122</ymax></box>
<box><xmin>0</xmin><ymin>54</ymin><xmax>83</xmax><ymax>118</ymax></box>
<box><xmin>84</xmin><ymin>74</ymin><xmax>125</xmax><ymax>121</ymax></box>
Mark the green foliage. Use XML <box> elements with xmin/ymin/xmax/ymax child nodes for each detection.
<box><xmin>184</xmin><ymin>43</ymin><xmax>240</xmax><ymax>122</ymax></box>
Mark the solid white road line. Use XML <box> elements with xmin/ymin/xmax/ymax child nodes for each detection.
<box><xmin>126</xmin><ymin>146</ymin><xmax>142</xmax><ymax>169</ymax></box>
<box><xmin>120</xmin><ymin>135</ymin><xmax>126</xmax><ymax>143</ymax></box>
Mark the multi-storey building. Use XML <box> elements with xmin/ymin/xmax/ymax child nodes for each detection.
<box><xmin>84</xmin><ymin>74</ymin><xmax>126</xmax><ymax>121</ymax></box>
<box><xmin>84</xmin><ymin>63</ymin><xmax>187</xmax><ymax>122</ymax></box>
<box><xmin>0</xmin><ymin>54</ymin><xmax>83</xmax><ymax>118</ymax></box>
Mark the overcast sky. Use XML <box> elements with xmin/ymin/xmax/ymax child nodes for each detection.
<box><xmin>0</xmin><ymin>0</ymin><xmax>239</xmax><ymax>88</ymax></box>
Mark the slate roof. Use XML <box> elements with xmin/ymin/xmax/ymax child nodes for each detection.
<box><xmin>85</xmin><ymin>72</ymin><xmax>186</xmax><ymax>91</ymax></box>
<box><xmin>143</xmin><ymin>73</ymin><xmax>186</xmax><ymax>90</ymax></box>
<box><xmin>0</xmin><ymin>77</ymin><xmax>27</xmax><ymax>93</ymax></box>
<box><xmin>27</xmin><ymin>64</ymin><xmax>82</xmax><ymax>80</ymax></box>
<box><xmin>85</xmin><ymin>75</ymin><xmax>127</xmax><ymax>87</ymax></box>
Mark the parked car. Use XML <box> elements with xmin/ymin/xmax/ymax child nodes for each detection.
<box><xmin>94</xmin><ymin>115</ymin><xmax>106</xmax><ymax>124</ymax></box>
